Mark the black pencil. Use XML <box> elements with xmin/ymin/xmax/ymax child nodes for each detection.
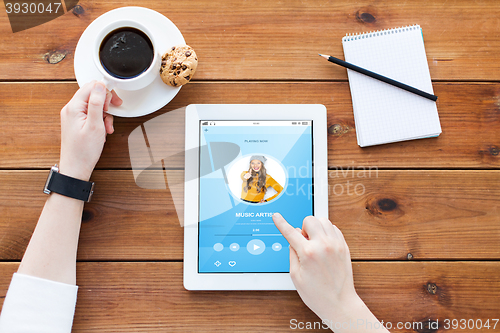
<box><xmin>319</xmin><ymin>54</ymin><xmax>437</xmax><ymax>102</ymax></box>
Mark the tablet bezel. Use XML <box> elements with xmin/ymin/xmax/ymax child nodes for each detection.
<box><xmin>184</xmin><ymin>104</ymin><xmax>328</xmax><ymax>290</ymax></box>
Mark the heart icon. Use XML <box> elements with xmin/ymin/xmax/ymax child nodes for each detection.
<box><xmin>228</xmin><ymin>261</ymin><xmax>236</xmax><ymax>267</ymax></box>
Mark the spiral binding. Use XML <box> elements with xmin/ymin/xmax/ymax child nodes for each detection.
<box><xmin>342</xmin><ymin>25</ymin><xmax>421</xmax><ymax>43</ymax></box>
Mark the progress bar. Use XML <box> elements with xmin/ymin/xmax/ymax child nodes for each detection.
<box><xmin>214</xmin><ymin>234</ymin><xmax>283</xmax><ymax>237</ymax></box>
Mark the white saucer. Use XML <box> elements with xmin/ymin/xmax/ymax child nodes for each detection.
<box><xmin>74</xmin><ymin>7</ymin><xmax>185</xmax><ymax>117</ymax></box>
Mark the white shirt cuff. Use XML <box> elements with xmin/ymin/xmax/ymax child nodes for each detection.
<box><xmin>0</xmin><ymin>273</ymin><xmax>78</xmax><ymax>333</ymax></box>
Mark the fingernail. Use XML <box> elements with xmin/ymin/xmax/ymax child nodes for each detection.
<box><xmin>94</xmin><ymin>83</ymin><xmax>105</xmax><ymax>93</ymax></box>
<box><xmin>273</xmin><ymin>213</ymin><xmax>281</xmax><ymax>218</ymax></box>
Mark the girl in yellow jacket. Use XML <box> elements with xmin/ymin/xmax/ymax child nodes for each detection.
<box><xmin>240</xmin><ymin>155</ymin><xmax>283</xmax><ymax>203</ymax></box>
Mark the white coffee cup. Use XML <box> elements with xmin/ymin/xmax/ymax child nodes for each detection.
<box><xmin>93</xmin><ymin>20</ymin><xmax>160</xmax><ymax>91</ymax></box>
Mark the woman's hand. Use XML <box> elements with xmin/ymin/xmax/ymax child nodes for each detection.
<box><xmin>243</xmin><ymin>170</ymin><xmax>252</xmax><ymax>180</ymax></box>
<box><xmin>272</xmin><ymin>213</ymin><xmax>363</xmax><ymax>325</ymax></box>
<box><xmin>59</xmin><ymin>81</ymin><xmax>122</xmax><ymax>181</ymax></box>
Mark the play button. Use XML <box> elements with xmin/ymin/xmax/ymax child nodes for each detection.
<box><xmin>247</xmin><ymin>239</ymin><xmax>265</xmax><ymax>255</ymax></box>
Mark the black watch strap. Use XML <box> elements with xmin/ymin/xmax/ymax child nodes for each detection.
<box><xmin>44</xmin><ymin>165</ymin><xmax>94</xmax><ymax>202</ymax></box>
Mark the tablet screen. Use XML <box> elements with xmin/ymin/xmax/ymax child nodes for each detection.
<box><xmin>198</xmin><ymin>120</ymin><xmax>314</xmax><ymax>273</ymax></box>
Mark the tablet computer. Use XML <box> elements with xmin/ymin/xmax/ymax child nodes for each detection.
<box><xmin>184</xmin><ymin>104</ymin><xmax>328</xmax><ymax>290</ymax></box>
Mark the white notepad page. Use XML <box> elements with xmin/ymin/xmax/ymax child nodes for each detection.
<box><xmin>342</xmin><ymin>25</ymin><xmax>441</xmax><ymax>147</ymax></box>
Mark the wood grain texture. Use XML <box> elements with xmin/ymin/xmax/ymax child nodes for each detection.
<box><xmin>0</xmin><ymin>262</ymin><xmax>498</xmax><ymax>332</ymax></box>
<box><xmin>0</xmin><ymin>1</ymin><xmax>499</xmax><ymax>81</ymax></box>
<box><xmin>1</xmin><ymin>0</ymin><xmax>498</xmax><ymax>330</ymax></box>
<box><xmin>1</xmin><ymin>170</ymin><xmax>498</xmax><ymax>261</ymax></box>
<box><xmin>0</xmin><ymin>82</ymin><xmax>499</xmax><ymax>169</ymax></box>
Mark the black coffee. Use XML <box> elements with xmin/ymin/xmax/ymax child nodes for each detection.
<box><xmin>99</xmin><ymin>27</ymin><xmax>154</xmax><ymax>79</ymax></box>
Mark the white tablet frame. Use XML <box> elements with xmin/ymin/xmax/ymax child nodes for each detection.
<box><xmin>184</xmin><ymin>104</ymin><xmax>328</xmax><ymax>290</ymax></box>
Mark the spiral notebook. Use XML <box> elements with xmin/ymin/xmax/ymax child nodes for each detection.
<box><xmin>342</xmin><ymin>25</ymin><xmax>441</xmax><ymax>147</ymax></box>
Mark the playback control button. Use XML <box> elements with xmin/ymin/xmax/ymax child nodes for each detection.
<box><xmin>246</xmin><ymin>239</ymin><xmax>265</xmax><ymax>255</ymax></box>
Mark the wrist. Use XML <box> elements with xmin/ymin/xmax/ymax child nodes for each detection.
<box><xmin>58</xmin><ymin>160</ymin><xmax>93</xmax><ymax>182</ymax></box>
<box><xmin>323</xmin><ymin>294</ymin><xmax>364</xmax><ymax>330</ymax></box>
<box><xmin>325</xmin><ymin>295</ymin><xmax>387</xmax><ymax>333</ymax></box>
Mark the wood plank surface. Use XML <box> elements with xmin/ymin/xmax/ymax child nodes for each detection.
<box><xmin>1</xmin><ymin>170</ymin><xmax>498</xmax><ymax>261</ymax></box>
<box><xmin>1</xmin><ymin>1</ymin><xmax>499</xmax><ymax>81</ymax></box>
<box><xmin>1</xmin><ymin>82</ymin><xmax>499</xmax><ymax>169</ymax></box>
<box><xmin>1</xmin><ymin>0</ymin><xmax>498</xmax><ymax>330</ymax></box>
<box><xmin>0</xmin><ymin>261</ymin><xmax>498</xmax><ymax>332</ymax></box>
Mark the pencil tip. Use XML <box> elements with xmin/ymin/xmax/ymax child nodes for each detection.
<box><xmin>318</xmin><ymin>54</ymin><xmax>328</xmax><ymax>59</ymax></box>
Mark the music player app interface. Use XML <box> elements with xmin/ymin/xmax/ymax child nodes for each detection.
<box><xmin>198</xmin><ymin>120</ymin><xmax>313</xmax><ymax>273</ymax></box>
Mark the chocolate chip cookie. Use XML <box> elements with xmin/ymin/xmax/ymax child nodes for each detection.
<box><xmin>160</xmin><ymin>45</ymin><xmax>198</xmax><ymax>87</ymax></box>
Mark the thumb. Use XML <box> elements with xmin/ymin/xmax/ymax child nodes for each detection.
<box><xmin>87</xmin><ymin>82</ymin><xmax>107</xmax><ymax>127</ymax></box>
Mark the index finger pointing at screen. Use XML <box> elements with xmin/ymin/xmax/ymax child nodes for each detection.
<box><xmin>272</xmin><ymin>213</ymin><xmax>306</xmax><ymax>249</ymax></box>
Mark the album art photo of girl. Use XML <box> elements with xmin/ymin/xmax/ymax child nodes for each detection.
<box><xmin>240</xmin><ymin>155</ymin><xmax>283</xmax><ymax>204</ymax></box>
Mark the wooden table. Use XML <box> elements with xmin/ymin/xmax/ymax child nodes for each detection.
<box><xmin>1</xmin><ymin>0</ymin><xmax>499</xmax><ymax>331</ymax></box>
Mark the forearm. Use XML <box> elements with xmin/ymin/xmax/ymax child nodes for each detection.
<box><xmin>323</xmin><ymin>295</ymin><xmax>390</xmax><ymax>333</ymax></box>
<box><xmin>17</xmin><ymin>191</ymin><xmax>84</xmax><ymax>285</ymax></box>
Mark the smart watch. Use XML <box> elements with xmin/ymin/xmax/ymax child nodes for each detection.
<box><xmin>43</xmin><ymin>164</ymin><xmax>95</xmax><ymax>202</ymax></box>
